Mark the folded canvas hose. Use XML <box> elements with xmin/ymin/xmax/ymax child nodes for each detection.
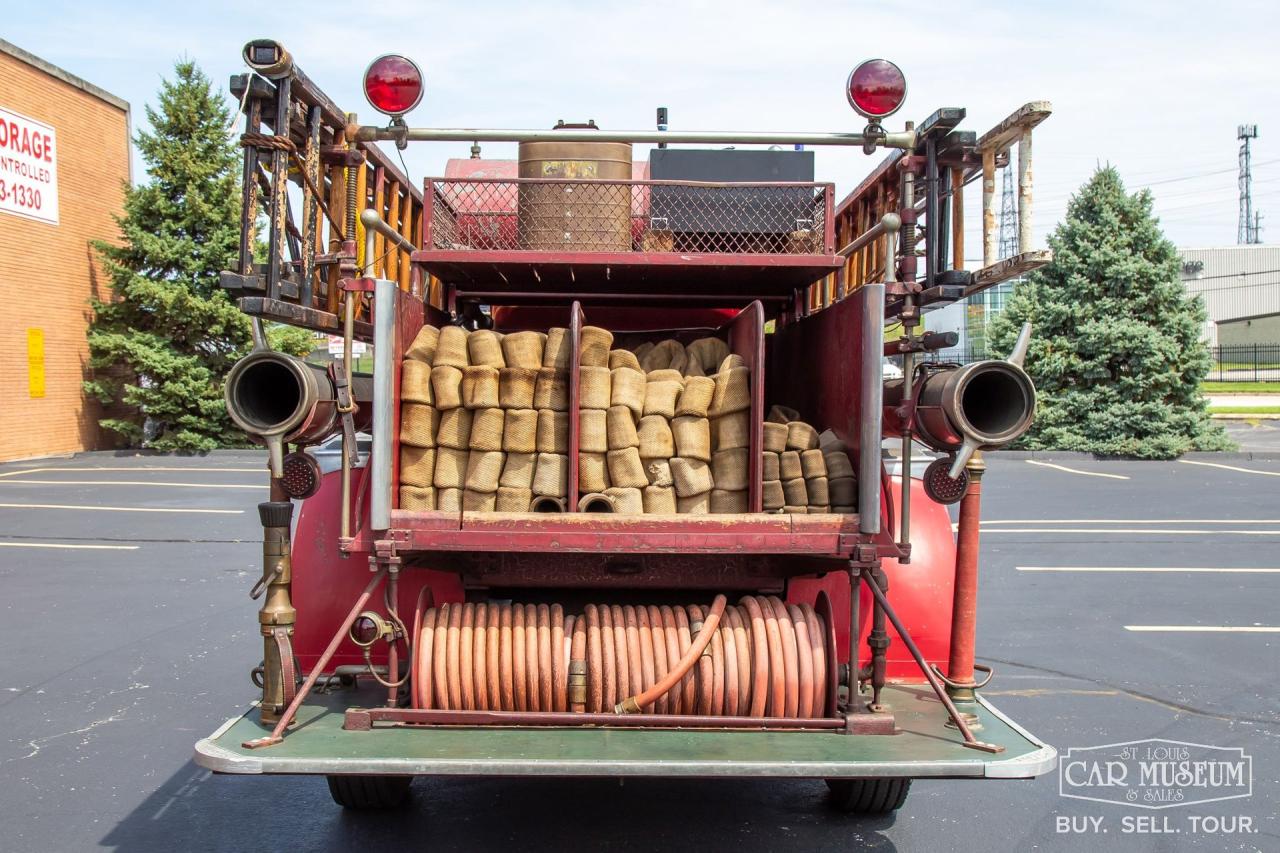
<box><xmin>579</xmin><ymin>326</ymin><xmax>614</xmax><ymax>368</ymax></box>
<box><xmin>411</xmin><ymin>595</ymin><xmax>829</xmax><ymax>718</ymax></box>
<box><xmin>434</xmin><ymin>326</ymin><xmax>469</xmax><ymax>368</ymax></box>
<box><xmin>501</xmin><ymin>331</ymin><xmax>545</xmax><ymax>369</ymax></box>
<box><xmin>468</xmin><ymin>330</ymin><xmax>505</xmax><ymax>368</ymax></box>
<box><xmin>533</xmin><ymin>369</ymin><xmax>569</xmax><ymax>411</ymax></box>
<box><xmin>498</xmin><ymin>367</ymin><xmax>538</xmax><ymax>409</ymax></box>
<box><xmin>431</xmin><ymin>366</ymin><xmax>463</xmax><ymax>409</ymax></box>
<box><xmin>542</xmin><ymin>328</ymin><xmax>572</xmax><ymax>370</ymax></box>
<box><xmin>400</xmin><ymin>446</ymin><xmax>435</xmax><ymax>487</ymax></box>
<box><xmin>608</xmin><ymin>349</ymin><xmax>642</xmax><ymax>371</ymax></box>
<box><xmin>469</xmin><ymin>408</ymin><xmax>505</xmax><ymax>452</ymax></box>
<box><xmin>462</xmin><ymin>366</ymin><xmax>500</xmax><ymax>409</ymax></box>
<box><xmin>401</xmin><ymin>360</ymin><xmax>434</xmax><ymax>404</ymax></box>
<box><xmin>399</xmin><ymin>485</ymin><xmax>435</xmax><ymax>510</ymax></box>
<box><xmin>406</xmin><ymin>325</ymin><xmax>440</xmax><ymax>363</ymax></box>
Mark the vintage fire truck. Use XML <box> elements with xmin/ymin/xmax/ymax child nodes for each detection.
<box><xmin>195</xmin><ymin>39</ymin><xmax>1056</xmax><ymax>812</ymax></box>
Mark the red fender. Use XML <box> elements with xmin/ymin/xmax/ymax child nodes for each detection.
<box><xmin>787</xmin><ymin>475</ymin><xmax>955</xmax><ymax>682</ymax></box>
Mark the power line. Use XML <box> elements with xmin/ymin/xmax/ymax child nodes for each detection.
<box><xmin>1182</xmin><ymin>268</ymin><xmax>1280</xmax><ymax>288</ymax></box>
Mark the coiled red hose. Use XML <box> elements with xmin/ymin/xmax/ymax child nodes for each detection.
<box><xmin>412</xmin><ymin>596</ymin><xmax>828</xmax><ymax>718</ymax></box>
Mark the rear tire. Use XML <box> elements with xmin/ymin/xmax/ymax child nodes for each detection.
<box><xmin>326</xmin><ymin>775</ymin><xmax>412</xmax><ymax>809</ymax></box>
<box><xmin>825</xmin><ymin>778</ymin><xmax>911</xmax><ymax>814</ymax></box>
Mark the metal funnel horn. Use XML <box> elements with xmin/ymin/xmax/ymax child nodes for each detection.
<box><xmin>883</xmin><ymin>322</ymin><xmax>1037</xmax><ymax>479</ymax></box>
<box><xmin>224</xmin><ymin>351</ymin><xmax>372</xmax><ymax>477</ymax></box>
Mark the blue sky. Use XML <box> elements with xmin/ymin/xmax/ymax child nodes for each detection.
<box><xmin>7</xmin><ymin>0</ymin><xmax>1279</xmax><ymax>254</ymax></box>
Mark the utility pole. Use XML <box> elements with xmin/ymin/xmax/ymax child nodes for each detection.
<box><xmin>1238</xmin><ymin>125</ymin><xmax>1261</xmax><ymax>244</ymax></box>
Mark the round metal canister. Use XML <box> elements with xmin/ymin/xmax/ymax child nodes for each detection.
<box><xmin>517</xmin><ymin>123</ymin><xmax>633</xmax><ymax>251</ymax></box>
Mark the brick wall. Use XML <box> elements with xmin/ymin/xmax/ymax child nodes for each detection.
<box><xmin>0</xmin><ymin>45</ymin><xmax>130</xmax><ymax>462</ymax></box>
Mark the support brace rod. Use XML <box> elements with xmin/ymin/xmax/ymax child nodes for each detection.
<box><xmin>859</xmin><ymin>568</ymin><xmax>1003</xmax><ymax>753</ymax></box>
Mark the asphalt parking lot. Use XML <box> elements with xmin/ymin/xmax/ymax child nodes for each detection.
<box><xmin>1</xmin><ymin>451</ymin><xmax>1277</xmax><ymax>852</ymax></box>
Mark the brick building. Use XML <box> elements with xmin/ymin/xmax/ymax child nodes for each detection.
<box><xmin>0</xmin><ymin>40</ymin><xmax>131</xmax><ymax>462</ymax></box>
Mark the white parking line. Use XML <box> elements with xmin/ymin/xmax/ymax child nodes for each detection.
<box><xmin>1179</xmin><ymin>459</ymin><xmax>1280</xmax><ymax>477</ymax></box>
<box><xmin>0</xmin><ymin>503</ymin><xmax>243</xmax><ymax>515</ymax></box>
<box><xmin>1025</xmin><ymin>460</ymin><xmax>1130</xmax><ymax>480</ymax></box>
<box><xmin>0</xmin><ymin>480</ymin><xmax>262</xmax><ymax>489</ymax></box>
<box><xmin>1125</xmin><ymin>625</ymin><xmax>1280</xmax><ymax>633</ymax></box>
<box><xmin>1019</xmin><ymin>566</ymin><xmax>1280</xmax><ymax>573</ymax></box>
<box><xmin>0</xmin><ymin>542</ymin><xmax>139</xmax><ymax>550</ymax></box>
<box><xmin>0</xmin><ymin>466</ymin><xmax>263</xmax><ymax>477</ymax></box>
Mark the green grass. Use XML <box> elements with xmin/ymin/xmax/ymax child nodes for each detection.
<box><xmin>1202</xmin><ymin>381</ymin><xmax>1280</xmax><ymax>393</ymax></box>
<box><xmin>1213</xmin><ymin>363</ymin><xmax>1280</xmax><ymax>371</ymax></box>
<box><xmin>1209</xmin><ymin>406</ymin><xmax>1280</xmax><ymax>415</ymax></box>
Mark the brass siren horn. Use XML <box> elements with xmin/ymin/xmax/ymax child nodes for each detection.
<box><xmin>884</xmin><ymin>323</ymin><xmax>1036</xmax><ymax>479</ymax></box>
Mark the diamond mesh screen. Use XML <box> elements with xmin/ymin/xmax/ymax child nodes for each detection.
<box><xmin>426</xmin><ymin>178</ymin><xmax>832</xmax><ymax>255</ymax></box>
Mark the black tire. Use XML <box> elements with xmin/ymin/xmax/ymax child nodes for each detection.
<box><xmin>326</xmin><ymin>775</ymin><xmax>412</xmax><ymax>809</ymax></box>
<box><xmin>825</xmin><ymin>778</ymin><xmax>911</xmax><ymax>814</ymax></box>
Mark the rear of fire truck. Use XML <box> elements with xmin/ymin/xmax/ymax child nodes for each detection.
<box><xmin>195</xmin><ymin>39</ymin><xmax>1057</xmax><ymax>812</ymax></box>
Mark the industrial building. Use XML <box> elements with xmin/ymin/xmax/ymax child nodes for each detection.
<box><xmin>1178</xmin><ymin>245</ymin><xmax>1280</xmax><ymax>346</ymax></box>
<box><xmin>0</xmin><ymin>40</ymin><xmax>131</xmax><ymax>462</ymax></box>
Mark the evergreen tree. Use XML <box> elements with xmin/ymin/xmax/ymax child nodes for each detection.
<box><xmin>85</xmin><ymin>60</ymin><xmax>311</xmax><ymax>451</ymax></box>
<box><xmin>988</xmin><ymin>166</ymin><xmax>1230</xmax><ymax>458</ymax></box>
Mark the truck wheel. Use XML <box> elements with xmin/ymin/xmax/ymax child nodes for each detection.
<box><xmin>825</xmin><ymin>778</ymin><xmax>911</xmax><ymax>814</ymax></box>
<box><xmin>326</xmin><ymin>775</ymin><xmax>412</xmax><ymax>809</ymax></box>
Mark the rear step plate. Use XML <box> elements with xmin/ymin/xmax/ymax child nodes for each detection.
<box><xmin>195</xmin><ymin>684</ymin><xmax>1055</xmax><ymax>779</ymax></box>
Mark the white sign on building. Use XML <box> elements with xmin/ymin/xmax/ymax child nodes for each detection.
<box><xmin>0</xmin><ymin>106</ymin><xmax>58</xmax><ymax>225</ymax></box>
<box><xmin>327</xmin><ymin>335</ymin><xmax>367</xmax><ymax>357</ymax></box>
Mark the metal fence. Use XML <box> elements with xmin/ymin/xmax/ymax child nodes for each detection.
<box><xmin>1206</xmin><ymin>344</ymin><xmax>1280</xmax><ymax>382</ymax></box>
<box><xmin>424</xmin><ymin>177</ymin><xmax>834</xmax><ymax>255</ymax></box>
<box><xmin>910</xmin><ymin>343</ymin><xmax>1280</xmax><ymax>383</ymax></box>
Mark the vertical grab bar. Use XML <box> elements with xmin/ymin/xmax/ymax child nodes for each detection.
<box><xmin>370</xmin><ymin>277</ymin><xmax>396</xmax><ymax>530</ymax></box>
<box><xmin>858</xmin><ymin>281</ymin><xmax>885</xmax><ymax>535</ymax></box>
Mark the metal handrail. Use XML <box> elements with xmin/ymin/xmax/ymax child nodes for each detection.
<box><xmin>837</xmin><ymin>212</ymin><xmax>902</xmax><ymax>259</ymax></box>
<box><xmin>355</xmin><ymin>125</ymin><xmax>917</xmax><ymax>150</ymax></box>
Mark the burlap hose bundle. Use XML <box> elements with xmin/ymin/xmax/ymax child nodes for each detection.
<box><xmin>618</xmin><ymin>336</ymin><xmax>751</xmax><ymax>514</ymax></box>
<box><xmin>399</xmin><ymin>324</ymin><xmax>442</xmax><ymax>510</ymax></box>
<box><xmin>400</xmin><ymin>326</ymin><xmax>865</xmax><ymax>517</ymax></box>
<box><xmin>758</xmin><ymin>411</ymin><xmax>857</xmax><ymax>514</ymax></box>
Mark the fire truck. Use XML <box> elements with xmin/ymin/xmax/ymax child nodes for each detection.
<box><xmin>195</xmin><ymin>39</ymin><xmax>1056</xmax><ymax>812</ymax></box>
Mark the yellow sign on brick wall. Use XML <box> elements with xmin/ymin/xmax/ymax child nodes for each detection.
<box><xmin>27</xmin><ymin>328</ymin><xmax>44</xmax><ymax>398</ymax></box>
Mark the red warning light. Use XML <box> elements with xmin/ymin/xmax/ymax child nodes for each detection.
<box><xmin>363</xmin><ymin>54</ymin><xmax>424</xmax><ymax>117</ymax></box>
<box><xmin>846</xmin><ymin>59</ymin><xmax>906</xmax><ymax>120</ymax></box>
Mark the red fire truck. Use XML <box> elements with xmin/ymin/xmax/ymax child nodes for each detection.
<box><xmin>195</xmin><ymin>39</ymin><xmax>1055</xmax><ymax>812</ymax></box>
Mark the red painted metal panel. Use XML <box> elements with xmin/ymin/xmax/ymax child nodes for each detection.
<box><xmin>368</xmin><ymin>509</ymin><xmax>860</xmax><ymax>555</ymax></box>
<box><xmin>768</xmin><ymin>294</ymin><xmax>896</xmax><ymax>543</ymax></box>
<box><xmin>292</xmin><ymin>471</ymin><xmax>463</xmax><ymax>669</ymax></box>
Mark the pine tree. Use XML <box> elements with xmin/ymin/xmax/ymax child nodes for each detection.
<box><xmin>988</xmin><ymin>166</ymin><xmax>1231</xmax><ymax>458</ymax></box>
<box><xmin>85</xmin><ymin>60</ymin><xmax>311</xmax><ymax>451</ymax></box>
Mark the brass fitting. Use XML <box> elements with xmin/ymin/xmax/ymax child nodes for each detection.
<box><xmin>568</xmin><ymin>660</ymin><xmax>587</xmax><ymax>709</ymax></box>
<box><xmin>257</xmin><ymin>501</ymin><xmax>295</xmax><ymax>724</ymax></box>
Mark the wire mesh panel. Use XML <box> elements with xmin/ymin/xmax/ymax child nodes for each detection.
<box><xmin>426</xmin><ymin>178</ymin><xmax>833</xmax><ymax>256</ymax></box>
